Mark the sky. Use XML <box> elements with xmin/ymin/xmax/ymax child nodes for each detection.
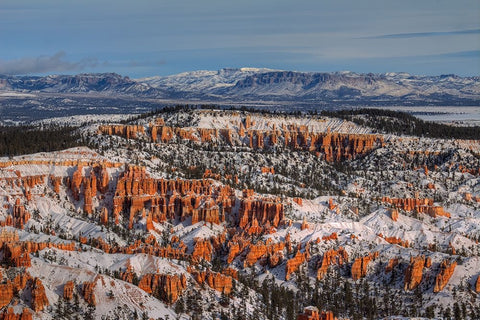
<box><xmin>0</xmin><ymin>0</ymin><xmax>479</xmax><ymax>78</ymax></box>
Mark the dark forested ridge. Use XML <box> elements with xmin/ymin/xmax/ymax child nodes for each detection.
<box><xmin>0</xmin><ymin>125</ymin><xmax>83</xmax><ymax>157</ymax></box>
<box><xmin>321</xmin><ymin>108</ymin><xmax>480</xmax><ymax>140</ymax></box>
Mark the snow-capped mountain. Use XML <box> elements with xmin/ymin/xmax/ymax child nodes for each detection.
<box><xmin>1</xmin><ymin>68</ymin><xmax>479</xmax><ymax>104</ymax></box>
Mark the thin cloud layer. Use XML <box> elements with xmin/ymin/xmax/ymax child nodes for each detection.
<box><xmin>364</xmin><ymin>28</ymin><xmax>480</xmax><ymax>39</ymax></box>
<box><xmin>0</xmin><ymin>52</ymin><xmax>98</xmax><ymax>75</ymax></box>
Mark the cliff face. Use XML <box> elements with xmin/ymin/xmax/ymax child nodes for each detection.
<box><xmin>286</xmin><ymin>250</ymin><xmax>308</xmax><ymax>280</ymax></box>
<box><xmin>381</xmin><ymin>197</ymin><xmax>450</xmax><ymax>218</ymax></box>
<box><xmin>82</xmin><ymin>281</ymin><xmax>96</xmax><ymax>305</ymax></box>
<box><xmin>433</xmin><ymin>260</ymin><xmax>457</xmax><ymax>293</ymax></box>
<box><xmin>138</xmin><ymin>273</ymin><xmax>187</xmax><ymax>303</ymax></box>
<box><xmin>238</xmin><ymin>196</ymin><xmax>284</xmax><ymax>234</ymax></box>
<box><xmin>190</xmin><ymin>269</ymin><xmax>233</xmax><ymax>294</ymax></box>
<box><xmin>63</xmin><ymin>281</ymin><xmax>75</xmax><ymax>300</ymax></box>
<box><xmin>112</xmin><ymin>165</ymin><xmax>234</xmax><ymax>229</ymax></box>
<box><xmin>404</xmin><ymin>256</ymin><xmax>427</xmax><ymax>291</ymax></box>
<box><xmin>0</xmin><ymin>308</ymin><xmax>32</xmax><ymax>320</ymax></box>
<box><xmin>317</xmin><ymin>248</ymin><xmax>348</xmax><ymax>280</ymax></box>
<box><xmin>30</xmin><ymin>278</ymin><xmax>49</xmax><ymax>312</ymax></box>
<box><xmin>0</xmin><ymin>283</ymin><xmax>14</xmax><ymax>309</ymax></box>
<box><xmin>351</xmin><ymin>252</ymin><xmax>378</xmax><ymax>281</ymax></box>
<box><xmin>192</xmin><ymin>238</ymin><xmax>213</xmax><ymax>262</ymax></box>
<box><xmin>100</xmin><ymin>118</ymin><xmax>383</xmax><ymax>162</ymax></box>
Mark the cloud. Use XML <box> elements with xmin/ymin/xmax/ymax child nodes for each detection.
<box><xmin>0</xmin><ymin>51</ymin><xmax>98</xmax><ymax>75</ymax></box>
<box><xmin>362</xmin><ymin>28</ymin><xmax>480</xmax><ymax>39</ymax></box>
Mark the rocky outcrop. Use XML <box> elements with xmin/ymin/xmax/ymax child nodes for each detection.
<box><xmin>31</xmin><ymin>278</ymin><xmax>49</xmax><ymax>312</ymax></box>
<box><xmin>100</xmin><ymin>117</ymin><xmax>382</xmax><ymax>162</ymax></box>
<box><xmin>190</xmin><ymin>269</ymin><xmax>233</xmax><ymax>295</ymax></box>
<box><xmin>390</xmin><ymin>209</ymin><xmax>399</xmax><ymax>221</ymax></box>
<box><xmin>433</xmin><ymin>260</ymin><xmax>456</xmax><ymax>293</ymax></box>
<box><xmin>0</xmin><ymin>308</ymin><xmax>32</xmax><ymax>320</ymax></box>
<box><xmin>138</xmin><ymin>273</ymin><xmax>187</xmax><ymax>303</ymax></box>
<box><xmin>112</xmin><ymin>165</ymin><xmax>234</xmax><ymax>229</ymax></box>
<box><xmin>82</xmin><ymin>281</ymin><xmax>96</xmax><ymax>305</ymax></box>
<box><xmin>297</xmin><ymin>307</ymin><xmax>336</xmax><ymax>320</ymax></box>
<box><xmin>238</xmin><ymin>197</ymin><xmax>284</xmax><ymax>234</ymax></box>
<box><xmin>351</xmin><ymin>252</ymin><xmax>378</xmax><ymax>281</ymax></box>
<box><xmin>192</xmin><ymin>238</ymin><xmax>213</xmax><ymax>262</ymax></box>
<box><xmin>404</xmin><ymin>256</ymin><xmax>426</xmax><ymax>291</ymax></box>
<box><xmin>98</xmin><ymin>124</ymin><xmax>145</xmax><ymax>139</ymax></box>
<box><xmin>286</xmin><ymin>250</ymin><xmax>308</xmax><ymax>280</ymax></box>
<box><xmin>381</xmin><ymin>197</ymin><xmax>450</xmax><ymax>218</ymax></box>
<box><xmin>63</xmin><ymin>281</ymin><xmax>75</xmax><ymax>300</ymax></box>
<box><xmin>317</xmin><ymin>248</ymin><xmax>348</xmax><ymax>280</ymax></box>
<box><xmin>0</xmin><ymin>283</ymin><xmax>13</xmax><ymax>309</ymax></box>
<box><xmin>475</xmin><ymin>275</ymin><xmax>480</xmax><ymax>293</ymax></box>
<box><xmin>385</xmin><ymin>258</ymin><xmax>399</xmax><ymax>273</ymax></box>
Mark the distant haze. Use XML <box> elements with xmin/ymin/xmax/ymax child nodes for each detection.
<box><xmin>0</xmin><ymin>0</ymin><xmax>479</xmax><ymax>77</ymax></box>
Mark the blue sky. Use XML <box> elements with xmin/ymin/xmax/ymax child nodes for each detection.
<box><xmin>0</xmin><ymin>0</ymin><xmax>479</xmax><ymax>77</ymax></box>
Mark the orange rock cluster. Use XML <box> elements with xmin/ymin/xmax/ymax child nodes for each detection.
<box><xmin>138</xmin><ymin>273</ymin><xmax>187</xmax><ymax>303</ymax></box>
<box><xmin>241</xmin><ymin>239</ymin><xmax>286</xmax><ymax>268</ymax></box>
<box><xmin>286</xmin><ymin>249</ymin><xmax>309</xmax><ymax>280</ymax></box>
<box><xmin>433</xmin><ymin>259</ymin><xmax>457</xmax><ymax>293</ymax></box>
<box><xmin>317</xmin><ymin>247</ymin><xmax>348</xmax><ymax>280</ymax></box>
<box><xmin>385</xmin><ymin>258</ymin><xmax>399</xmax><ymax>273</ymax></box>
<box><xmin>112</xmin><ymin>165</ymin><xmax>235</xmax><ymax>229</ymax></box>
<box><xmin>98</xmin><ymin>124</ymin><xmax>145</xmax><ymax>139</ymax></box>
<box><xmin>381</xmin><ymin>197</ymin><xmax>451</xmax><ymax>218</ymax></box>
<box><xmin>82</xmin><ymin>281</ymin><xmax>96</xmax><ymax>305</ymax></box>
<box><xmin>100</xmin><ymin>116</ymin><xmax>383</xmax><ymax>162</ymax></box>
<box><xmin>0</xmin><ymin>199</ymin><xmax>31</xmax><ymax>230</ymax></box>
<box><xmin>377</xmin><ymin>234</ymin><xmax>409</xmax><ymax>248</ymax></box>
<box><xmin>30</xmin><ymin>278</ymin><xmax>49</xmax><ymax>312</ymax></box>
<box><xmin>238</xmin><ymin>197</ymin><xmax>284</xmax><ymax>234</ymax></box>
<box><xmin>190</xmin><ymin>269</ymin><xmax>233</xmax><ymax>294</ymax></box>
<box><xmin>63</xmin><ymin>281</ymin><xmax>75</xmax><ymax>300</ymax></box>
<box><xmin>404</xmin><ymin>256</ymin><xmax>429</xmax><ymax>291</ymax></box>
<box><xmin>192</xmin><ymin>238</ymin><xmax>213</xmax><ymax>262</ymax></box>
<box><xmin>475</xmin><ymin>275</ymin><xmax>480</xmax><ymax>293</ymax></box>
<box><xmin>351</xmin><ymin>252</ymin><xmax>378</xmax><ymax>281</ymax></box>
<box><xmin>0</xmin><ymin>308</ymin><xmax>32</xmax><ymax>320</ymax></box>
<box><xmin>297</xmin><ymin>307</ymin><xmax>336</xmax><ymax>320</ymax></box>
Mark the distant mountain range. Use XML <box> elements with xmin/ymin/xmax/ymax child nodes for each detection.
<box><xmin>1</xmin><ymin>68</ymin><xmax>479</xmax><ymax>105</ymax></box>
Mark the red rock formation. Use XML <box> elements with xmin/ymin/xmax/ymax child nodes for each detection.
<box><xmin>381</xmin><ymin>197</ymin><xmax>450</xmax><ymax>218</ymax></box>
<box><xmin>12</xmin><ymin>199</ymin><xmax>30</xmax><ymax>229</ymax></box>
<box><xmin>98</xmin><ymin>124</ymin><xmax>145</xmax><ymax>139</ymax></box>
<box><xmin>70</xmin><ymin>165</ymin><xmax>83</xmax><ymax>201</ymax></box>
<box><xmin>404</xmin><ymin>256</ymin><xmax>426</xmax><ymax>290</ymax></box>
<box><xmin>297</xmin><ymin>307</ymin><xmax>336</xmax><ymax>320</ymax></box>
<box><xmin>317</xmin><ymin>248</ymin><xmax>348</xmax><ymax>280</ymax></box>
<box><xmin>475</xmin><ymin>275</ymin><xmax>480</xmax><ymax>293</ymax></box>
<box><xmin>63</xmin><ymin>281</ymin><xmax>75</xmax><ymax>300</ymax></box>
<box><xmin>49</xmin><ymin>175</ymin><xmax>62</xmax><ymax>194</ymax></box>
<box><xmin>83</xmin><ymin>177</ymin><xmax>93</xmax><ymax>215</ymax></box>
<box><xmin>433</xmin><ymin>260</ymin><xmax>457</xmax><ymax>292</ymax></box>
<box><xmin>0</xmin><ymin>308</ymin><xmax>32</xmax><ymax>320</ymax></box>
<box><xmin>0</xmin><ymin>283</ymin><xmax>13</xmax><ymax>309</ymax></box>
<box><xmin>385</xmin><ymin>258</ymin><xmax>399</xmax><ymax>273</ymax></box>
<box><xmin>192</xmin><ymin>238</ymin><xmax>213</xmax><ymax>262</ymax></box>
<box><xmin>31</xmin><ymin>278</ymin><xmax>49</xmax><ymax>312</ymax></box>
<box><xmin>351</xmin><ymin>252</ymin><xmax>378</xmax><ymax>281</ymax></box>
<box><xmin>100</xmin><ymin>207</ymin><xmax>108</xmax><ymax>225</ymax></box>
<box><xmin>97</xmin><ymin>165</ymin><xmax>109</xmax><ymax>194</ymax></box>
<box><xmin>190</xmin><ymin>269</ymin><xmax>233</xmax><ymax>294</ymax></box>
<box><xmin>286</xmin><ymin>250</ymin><xmax>308</xmax><ymax>280</ymax></box>
<box><xmin>390</xmin><ymin>209</ymin><xmax>399</xmax><ymax>221</ymax></box>
<box><xmin>138</xmin><ymin>273</ymin><xmax>187</xmax><ymax>303</ymax></box>
<box><xmin>82</xmin><ymin>281</ymin><xmax>96</xmax><ymax>305</ymax></box>
<box><xmin>301</xmin><ymin>218</ymin><xmax>309</xmax><ymax>230</ymax></box>
<box><xmin>238</xmin><ymin>197</ymin><xmax>284</xmax><ymax>233</ymax></box>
